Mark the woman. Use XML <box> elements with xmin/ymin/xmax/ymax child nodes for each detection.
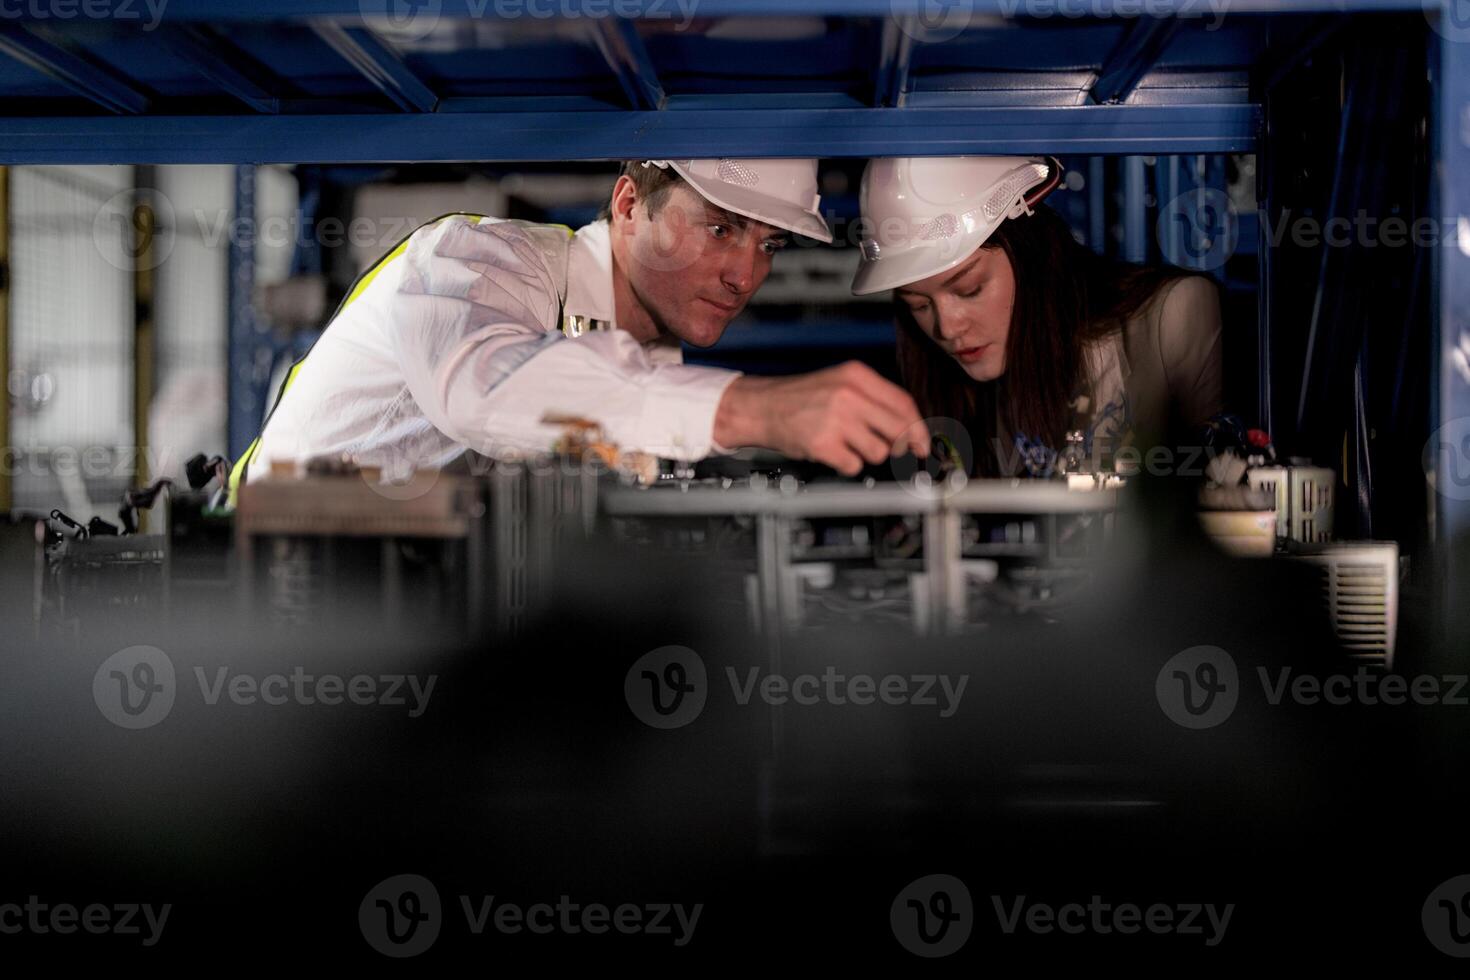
<box><xmin>851</xmin><ymin>156</ymin><xmax>1223</xmax><ymax>478</ymax></box>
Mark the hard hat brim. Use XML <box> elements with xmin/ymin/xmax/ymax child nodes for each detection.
<box><xmin>668</xmin><ymin>161</ymin><xmax>834</xmax><ymax>243</ymax></box>
<box><xmin>850</xmin><ymin>235</ymin><xmax>990</xmax><ymax>296</ymax></box>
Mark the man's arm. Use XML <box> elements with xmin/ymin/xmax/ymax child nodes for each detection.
<box><xmin>387</xmin><ymin>217</ymin><xmax>929</xmax><ymax>470</ymax></box>
<box><xmin>386</xmin><ymin>217</ymin><xmax>738</xmax><ymax>460</ymax></box>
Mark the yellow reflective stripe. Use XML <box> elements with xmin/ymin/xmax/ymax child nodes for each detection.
<box><xmin>342</xmin><ymin>238</ymin><xmax>411</xmax><ymax>308</ymax></box>
<box><xmin>226</xmin><ymin>436</ymin><xmax>258</xmax><ymax>502</ymax></box>
<box><xmin>225</xmin><ymin>358</ymin><xmax>305</xmax><ymax>507</ymax></box>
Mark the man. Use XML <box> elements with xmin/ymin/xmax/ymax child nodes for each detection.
<box><xmin>234</xmin><ymin>158</ymin><xmax>928</xmax><ymax>496</ymax></box>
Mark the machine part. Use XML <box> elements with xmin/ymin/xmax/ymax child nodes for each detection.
<box><xmin>1198</xmin><ymin>510</ymin><xmax>1277</xmax><ymax>557</ymax></box>
<box><xmin>603</xmin><ymin>475</ymin><xmax>1119</xmax><ymax>637</ymax></box>
<box><xmin>544</xmin><ymin>413</ymin><xmax>658</xmax><ymax>486</ymax></box>
<box><xmin>1282</xmin><ymin>541</ymin><xmax>1399</xmax><ymax>668</ymax></box>
<box><xmin>1247</xmin><ymin>464</ymin><xmax>1334</xmax><ymax>544</ymax></box>
<box><xmin>234</xmin><ymin>467</ymin><xmax>489</xmax><ymax>631</ymax></box>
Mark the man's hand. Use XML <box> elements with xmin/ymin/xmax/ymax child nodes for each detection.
<box><xmin>713</xmin><ymin>361</ymin><xmax>930</xmax><ymax>476</ymax></box>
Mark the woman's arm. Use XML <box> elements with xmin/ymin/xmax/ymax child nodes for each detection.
<box><xmin>1154</xmin><ymin>275</ymin><xmax>1225</xmax><ymax>430</ymax></box>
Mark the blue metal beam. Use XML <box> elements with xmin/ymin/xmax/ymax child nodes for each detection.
<box><xmin>588</xmin><ymin>18</ymin><xmax>664</xmax><ymax>111</ymax></box>
<box><xmin>0</xmin><ymin>0</ymin><xmax>1428</xmax><ymax>20</ymax></box>
<box><xmin>0</xmin><ymin>104</ymin><xmax>1260</xmax><ymax>162</ymax></box>
<box><xmin>0</xmin><ymin>25</ymin><xmax>149</xmax><ymax>114</ymax></box>
<box><xmin>310</xmin><ymin>21</ymin><xmax>437</xmax><ymax>112</ymax></box>
<box><xmin>874</xmin><ymin>17</ymin><xmax>915</xmax><ymax>108</ymax></box>
<box><xmin>1091</xmin><ymin>15</ymin><xmax>1181</xmax><ymax>105</ymax></box>
<box><xmin>163</xmin><ymin>25</ymin><xmax>280</xmax><ymax>114</ymax></box>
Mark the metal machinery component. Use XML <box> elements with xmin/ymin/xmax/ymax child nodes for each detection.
<box><xmin>1282</xmin><ymin>541</ymin><xmax>1400</xmax><ymax>668</ymax></box>
<box><xmin>599</xmin><ymin>476</ymin><xmax>1122</xmax><ymax>638</ymax></box>
<box><xmin>1248</xmin><ymin>464</ymin><xmax>1336</xmax><ymax>545</ymax></box>
<box><xmin>232</xmin><ymin>454</ymin><xmax>600</xmax><ymax>635</ymax></box>
<box><xmin>35</xmin><ymin>521</ymin><xmax>167</xmax><ymax>640</ymax></box>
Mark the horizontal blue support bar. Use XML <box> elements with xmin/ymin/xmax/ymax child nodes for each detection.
<box><xmin>0</xmin><ymin>0</ymin><xmax>1428</xmax><ymax>20</ymax></box>
<box><xmin>0</xmin><ymin>104</ymin><xmax>1259</xmax><ymax>162</ymax></box>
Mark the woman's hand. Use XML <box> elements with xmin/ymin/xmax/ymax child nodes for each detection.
<box><xmin>713</xmin><ymin>361</ymin><xmax>930</xmax><ymax>476</ymax></box>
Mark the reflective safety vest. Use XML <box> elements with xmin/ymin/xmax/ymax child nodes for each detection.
<box><xmin>225</xmin><ymin>213</ymin><xmax>581</xmax><ymax>507</ymax></box>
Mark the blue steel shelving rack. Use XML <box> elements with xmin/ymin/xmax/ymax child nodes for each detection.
<box><xmin>0</xmin><ymin>0</ymin><xmax>1463</xmax><ymax>634</ymax></box>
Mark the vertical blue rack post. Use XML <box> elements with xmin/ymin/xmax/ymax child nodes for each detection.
<box><xmin>227</xmin><ymin>163</ymin><xmax>260</xmax><ymax>463</ymax></box>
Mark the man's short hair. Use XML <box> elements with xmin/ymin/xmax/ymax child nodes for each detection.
<box><xmin>599</xmin><ymin>161</ymin><xmax>685</xmax><ymax>222</ymax></box>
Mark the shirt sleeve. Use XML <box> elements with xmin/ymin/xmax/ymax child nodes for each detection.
<box><xmin>383</xmin><ymin>216</ymin><xmax>742</xmax><ymax>460</ymax></box>
<box><xmin>1154</xmin><ymin>275</ymin><xmax>1225</xmax><ymax>430</ymax></box>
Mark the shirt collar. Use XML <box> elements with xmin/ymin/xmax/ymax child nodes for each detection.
<box><xmin>567</xmin><ymin>218</ymin><xmax>683</xmax><ymax>365</ymax></box>
<box><xmin>566</xmin><ymin>219</ymin><xmax>616</xmax><ymax>328</ymax></box>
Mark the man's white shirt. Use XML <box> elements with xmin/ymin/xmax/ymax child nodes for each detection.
<box><xmin>247</xmin><ymin>217</ymin><xmax>741</xmax><ymax>482</ymax></box>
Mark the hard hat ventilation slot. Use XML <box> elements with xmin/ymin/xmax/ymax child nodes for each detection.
<box><xmin>917</xmin><ymin>213</ymin><xmax>960</xmax><ymax>241</ymax></box>
<box><xmin>984</xmin><ymin>163</ymin><xmax>1050</xmax><ymax>222</ymax></box>
<box><xmin>716</xmin><ymin>159</ymin><xmax>760</xmax><ymax>187</ymax></box>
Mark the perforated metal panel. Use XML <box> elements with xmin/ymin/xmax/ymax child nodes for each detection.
<box><xmin>8</xmin><ymin>165</ymin><xmax>133</xmax><ymax>521</ymax></box>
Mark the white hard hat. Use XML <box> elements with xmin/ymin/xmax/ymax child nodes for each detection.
<box><xmin>851</xmin><ymin>155</ymin><xmax>1062</xmax><ymax>295</ymax></box>
<box><xmin>645</xmin><ymin>159</ymin><xmax>833</xmax><ymax>243</ymax></box>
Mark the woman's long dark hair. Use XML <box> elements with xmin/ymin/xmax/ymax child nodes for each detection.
<box><xmin>895</xmin><ymin>204</ymin><xmax>1190</xmax><ymax>476</ymax></box>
